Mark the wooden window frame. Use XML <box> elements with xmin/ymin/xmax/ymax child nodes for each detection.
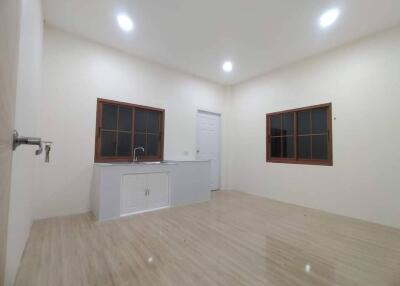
<box><xmin>266</xmin><ymin>103</ymin><xmax>333</xmax><ymax>166</ymax></box>
<box><xmin>95</xmin><ymin>98</ymin><xmax>165</xmax><ymax>163</ymax></box>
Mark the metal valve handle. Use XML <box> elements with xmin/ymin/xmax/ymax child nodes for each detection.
<box><xmin>13</xmin><ymin>130</ymin><xmax>53</xmax><ymax>162</ymax></box>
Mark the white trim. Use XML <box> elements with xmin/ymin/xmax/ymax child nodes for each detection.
<box><xmin>120</xmin><ymin>205</ymin><xmax>170</xmax><ymax>218</ymax></box>
<box><xmin>197</xmin><ymin>109</ymin><xmax>221</xmax><ymax>117</ymax></box>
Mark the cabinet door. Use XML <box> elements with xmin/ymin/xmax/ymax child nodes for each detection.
<box><xmin>121</xmin><ymin>174</ymin><xmax>147</xmax><ymax>215</ymax></box>
<box><xmin>147</xmin><ymin>173</ymin><xmax>169</xmax><ymax>209</ymax></box>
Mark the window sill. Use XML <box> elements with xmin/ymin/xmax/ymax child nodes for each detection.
<box><xmin>266</xmin><ymin>158</ymin><xmax>332</xmax><ymax>166</ymax></box>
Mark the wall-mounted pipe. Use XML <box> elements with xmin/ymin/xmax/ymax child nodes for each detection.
<box><xmin>13</xmin><ymin>130</ymin><xmax>52</xmax><ymax>162</ymax></box>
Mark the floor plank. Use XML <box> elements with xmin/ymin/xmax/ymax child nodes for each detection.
<box><xmin>15</xmin><ymin>191</ymin><xmax>400</xmax><ymax>286</ymax></box>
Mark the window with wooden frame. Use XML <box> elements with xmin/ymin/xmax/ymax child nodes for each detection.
<box><xmin>95</xmin><ymin>98</ymin><xmax>164</xmax><ymax>163</ymax></box>
<box><xmin>266</xmin><ymin>103</ymin><xmax>332</xmax><ymax>166</ymax></box>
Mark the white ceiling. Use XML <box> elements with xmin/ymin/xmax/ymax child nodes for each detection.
<box><xmin>43</xmin><ymin>0</ymin><xmax>400</xmax><ymax>85</ymax></box>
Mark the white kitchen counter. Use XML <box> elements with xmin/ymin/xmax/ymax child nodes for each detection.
<box><xmin>91</xmin><ymin>160</ymin><xmax>211</xmax><ymax>221</ymax></box>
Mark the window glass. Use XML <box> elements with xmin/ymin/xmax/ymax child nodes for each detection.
<box><xmin>282</xmin><ymin>136</ymin><xmax>294</xmax><ymax>158</ymax></box>
<box><xmin>297</xmin><ymin>111</ymin><xmax>311</xmax><ymax>135</ymax></box>
<box><xmin>118</xmin><ymin>106</ymin><xmax>132</xmax><ymax>131</ymax></box>
<box><xmin>101</xmin><ymin>131</ymin><xmax>117</xmax><ymax>156</ymax></box>
<box><xmin>312</xmin><ymin>135</ymin><xmax>328</xmax><ymax>160</ymax></box>
<box><xmin>271</xmin><ymin>137</ymin><xmax>282</xmax><ymax>157</ymax></box>
<box><xmin>147</xmin><ymin>134</ymin><xmax>160</xmax><ymax>156</ymax></box>
<box><xmin>134</xmin><ymin>109</ymin><xmax>162</xmax><ymax>157</ymax></box>
<box><xmin>134</xmin><ymin>133</ymin><xmax>146</xmax><ymax>156</ymax></box>
<box><xmin>270</xmin><ymin>115</ymin><xmax>282</xmax><ymax>136</ymax></box>
<box><xmin>102</xmin><ymin>104</ymin><xmax>118</xmax><ymax>130</ymax></box>
<box><xmin>117</xmin><ymin>132</ymin><xmax>131</xmax><ymax>156</ymax></box>
<box><xmin>312</xmin><ymin>108</ymin><xmax>327</xmax><ymax>134</ymax></box>
<box><xmin>282</xmin><ymin>113</ymin><xmax>294</xmax><ymax>136</ymax></box>
<box><xmin>147</xmin><ymin>111</ymin><xmax>160</xmax><ymax>133</ymax></box>
<box><xmin>298</xmin><ymin>136</ymin><xmax>311</xmax><ymax>159</ymax></box>
<box><xmin>135</xmin><ymin>109</ymin><xmax>147</xmax><ymax>133</ymax></box>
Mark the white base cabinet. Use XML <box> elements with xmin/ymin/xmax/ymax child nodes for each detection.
<box><xmin>121</xmin><ymin>172</ymin><xmax>169</xmax><ymax>216</ymax></box>
<box><xmin>91</xmin><ymin>161</ymin><xmax>211</xmax><ymax>221</ymax></box>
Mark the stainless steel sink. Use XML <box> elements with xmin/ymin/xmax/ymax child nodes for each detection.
<box><xmin>101</xmin><ymin>160</ymin><xmax>177</xmax><ymax>166</ymax></box>
<box><xmin>139</xmin><ymin>161</ymin><xmax>175</xmax><ymax>165</ymax></box>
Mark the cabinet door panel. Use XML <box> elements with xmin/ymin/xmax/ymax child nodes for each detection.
<box><xmin>147</xmin><ymin>173</ymin><xmax>169</xmax><ymax>209</ymax></box>
<box><xmin>121</xmin><ymin>174</ymin><xmax>147</xmax><ymax>215</ymax></box>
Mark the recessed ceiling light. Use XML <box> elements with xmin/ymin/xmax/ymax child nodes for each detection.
<box><xmin>319</xmin><ymin>9</ymin><xmax>340</xmax><ymax>28</ymax></box>
<box><xmin>222</xmin><ymin>61</ymin><xmax>233</xmax><ymax>73</ymax></box>
<box><xmin>117</xmin><ymin>14</ymin><xmax>134</xmax><ymax>32</ymax></box>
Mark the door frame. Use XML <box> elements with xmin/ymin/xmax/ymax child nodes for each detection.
<box><xmin>196</xmin><ymin>109</ymin><xmax>222</xmax><ymax>190</ymax></box>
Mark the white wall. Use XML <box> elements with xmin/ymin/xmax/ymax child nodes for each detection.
<box><xmin>6</xmin><ymin>0</ymin><xmax>43</xmax><ymax>285</ymax></box>
<box><xmin>227</xmin><ymin>27</ymin><xmax>400</xmax><ymax>229</ymax></box>
<box><xmin>36</xmin><ymin>26</ymin><xmax>229</xmax><ymax>219</ymax></box>
<box><xmin>36</xmin><ymin>24</ymin><xmax>400</xmax><ymax>230</ymax></box>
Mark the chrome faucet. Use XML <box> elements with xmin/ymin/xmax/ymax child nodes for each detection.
<box><xmin>132</xmin><ymin>146</ymin><xmax>145</xmax><ymax>161</ymax></box>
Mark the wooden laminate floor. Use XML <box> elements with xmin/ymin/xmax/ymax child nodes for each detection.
<box><xmin>16</xmin><ymin>191</ymin><xmax>400</xmax><ymax>286</ymax></box>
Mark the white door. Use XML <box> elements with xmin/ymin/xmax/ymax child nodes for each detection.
<box><xmin>1</xmin><ymin>0</ymin><xmax>20</xmax><ymax>281</ymax></box>
<box><xmin>196</xmin><ymin>111</ymin><xmax>221</xmax><ymax>190</ymax></box>
<box><xmin>147</xmin><ymin>173</ymin><xmax>169</xmax><ymax>209</ymax></box>
<box><xmin>121</xmin><ymin>174</ymin><xmax>147</xmax><ymax>215</ymax></box>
